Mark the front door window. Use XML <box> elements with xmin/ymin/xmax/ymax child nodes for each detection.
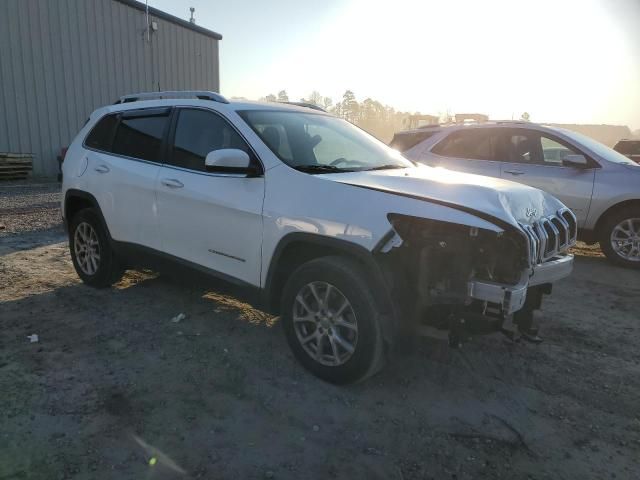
<box><xmin>501</xmin><ymin>130</ymin><xmax>580</xmax><ymax>166</ymax></box>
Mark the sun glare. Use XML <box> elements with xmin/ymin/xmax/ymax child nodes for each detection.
<box><xmin>258</xmin><ymin>0</ymin><xmax>638</xmax><ymax>127</ymax></box>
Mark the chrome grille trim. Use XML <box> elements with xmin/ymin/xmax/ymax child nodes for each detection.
<box><xmin>555</xmin><ymin>214</ymin><xmax>570</xmax><ymax>247</ymax></box>
<box><xmin>520</xmin><ymin>208</ymin><xmax>577</xmax><ymax>265</ymax></box>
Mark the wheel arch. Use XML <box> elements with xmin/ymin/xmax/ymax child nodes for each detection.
<box><xmin>594</xmin><ymin>199</ymin><xmax>640</xmax><ymax>238</ymax></box>
<box><xmin>262</xmin><ymin>233</ymin><xmax>394</xmax><ymax>320</ymax></box>
<box><xmin>64</xmin><ymin>189</ymin><xmax>111</xmax><ymax>239</ymax></box>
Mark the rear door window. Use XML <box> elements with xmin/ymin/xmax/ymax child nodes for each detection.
<box><xmin>85</xmin><ymin>114</ymin><xmax>118</xmax><ymax>152</ymax></box>
<box><xmin>111</xmin><ymin>110</ymin><xmax>170</xmax><ymax>162</ymax></box>
<box><xmin>503</xmin><ymin>131</ymin><xmax>540</xmax><ymax>163</ymax></box>
<box><xmin>389</xmin><ymin>131</ymin><xmax>438</xmax><ymax>152</ymax></box>
<box><xmin>431</xmin><ymin>129</ymin><xmax>500</xmax><ymax>160</ymax></box>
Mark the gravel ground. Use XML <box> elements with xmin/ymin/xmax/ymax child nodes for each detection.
<box><xmin>1</xmin><ymin>182</ymin><xmax>639</xmax><ymax>479</ymax></box>
<box><xmin>0</xmin><ymin>181</ymin><xmax>62</xmax><ymax>232</ymax></box>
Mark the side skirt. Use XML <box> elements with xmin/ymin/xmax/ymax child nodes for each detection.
<box><xmin>110</xmin><ymin>240</ymin><xmax>264</xmax><ymax>309</ymax></box>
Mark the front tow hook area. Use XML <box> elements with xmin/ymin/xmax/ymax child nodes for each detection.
<box><xmin>420</xmin><ymin>285</ymin><xmax>551</xmax><ymax>347</ymax></box>
<box><xmin>447</xmin><ymin>285</ymin><xmax>550</xmax><ymax>347</ymax></box>
<box><xmin>447</xmin><ymin>311</ymin><xmax>502</xmax><ymax>348</ymax></box>
<box><xmin>447</xmin><ymin>310</ymin><xmax>543</xmax><ymax>348</ymax></box>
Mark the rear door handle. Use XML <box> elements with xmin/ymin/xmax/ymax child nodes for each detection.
<box><xmin>161</xmin><ymin>178</ymin><xmax>184</xmax><ymax>189</ymax></box>
<box><xmin>504</xmin><ymin>169</ymin><xmax>524</xmax><ymax>176</ymax></box>
<box><xmin>94</xmin><ymin>165</ymin><xmax>110</xmax><ymax>174</ymax></box>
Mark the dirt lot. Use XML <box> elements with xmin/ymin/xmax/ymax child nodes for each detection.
<box><xmin>1</xmin><ymin>182</ymin><xmax>639</xmax><ymax>480</ymax></box>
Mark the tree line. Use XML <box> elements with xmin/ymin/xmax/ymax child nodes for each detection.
<box><xmin>258</xmin><ymin>90</ymin><xmax>419</xmax><ymax>142</ymax></box>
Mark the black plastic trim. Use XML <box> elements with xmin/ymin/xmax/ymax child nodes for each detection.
<box><xmin>262</xmin><ymin>232</ymin><xmax>400</xmax><ymax>347</ymax></box>
<box><xmin>63</xmin><ymin>190</ymin><xmax>111</xmax><ymax>238</ymax></box>
<box><xmin>262</xmin><ymin>233</ymin><xmax>391</xmax><ymax>309</ymax></box>
<box><xmin>204</xmin><ymin>165</ymin><xmax>261</xmax><ymax>176</ymax></box>
<box><xmin>121</xmin><ymin>107</ymin><xmax>172</xmax><ymax>119</ymax></box>
<box><xmin>111</xmin><ymin>240</ymin><xmax>256</xmax><ymax>289</ymax></box>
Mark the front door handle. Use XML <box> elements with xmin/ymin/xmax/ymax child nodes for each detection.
<box><xmin>504</xmin><ymin>169</ymin><xmax>524</xmax><ymax>176</ymax></box>
<box><xmin>94</xmin><ymin>165</ymin><xmax>110</xmax><ymax>174</ymax></box>
<box><xmin>161</xmin><ymin>178</ymin><xmax>184</xmax><ymax>189</ymax></box>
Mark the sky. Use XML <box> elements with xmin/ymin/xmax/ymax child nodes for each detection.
<box><xmin>149</xmin><ymin>0</ymin><xmax>640</xmax><ymax>130</ymax></box>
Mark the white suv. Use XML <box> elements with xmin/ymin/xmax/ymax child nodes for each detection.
<box><xmin>62</xmin><ymin>91</ymin><xmax>576</xmax><ymax>384</ymax></box>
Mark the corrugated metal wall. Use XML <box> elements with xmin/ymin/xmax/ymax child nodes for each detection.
<box><xmin>0</xmin><ymin>0</ymin><xmax>220</xmax><ymax>176</ymax></box>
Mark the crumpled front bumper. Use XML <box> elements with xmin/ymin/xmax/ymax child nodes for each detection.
<box><xmin>467</xmin><ymin>253</ymin><xmax>574</xmax><ymax>315</ymax></box>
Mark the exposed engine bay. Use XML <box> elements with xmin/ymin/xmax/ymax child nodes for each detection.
<box><xmin>375</xmin><ymin>214</ymin><xmax>554</xmax><ymax>346</ymax></box>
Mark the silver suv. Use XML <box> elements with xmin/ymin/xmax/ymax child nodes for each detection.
<box><xmin>392</xmin><ymin>122</ymin><xmax>640</xmax><ymax>268</ymax></box>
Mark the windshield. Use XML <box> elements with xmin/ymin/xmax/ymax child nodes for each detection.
<box><xmin>561</xmin><ymin>129</ymin><xmax>637</xmax><ymax>165</ymax></box>
<box><xmin>238</xmin><ymin>110</ymin><xmax>414</xmax><ymax>173</ymax></box>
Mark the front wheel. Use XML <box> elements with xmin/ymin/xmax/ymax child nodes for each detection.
<box><xmin>599</xmin><ymin>207</ymin><xmax>640</xmax><ymax>269</ymax></box>
<box><xmin>281</xmin><ymin>256</ymin><xmax>386</xmax><ymax>384</ymax></box>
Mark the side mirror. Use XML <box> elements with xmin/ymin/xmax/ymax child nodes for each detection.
<box><xmin>563</xmin><ymin>154</ymin><xmax>588</xmax><ymax>168</ymax></box>
<box><xmin>204</xmin><ymin>149</ymin><xmax>259</xmax><ymax>176</ymax></box>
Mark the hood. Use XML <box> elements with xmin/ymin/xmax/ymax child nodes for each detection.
<box><xmin>324</xmin><ymin>165</ymin><xmax>566</xmax><ymax>228</ymax></box>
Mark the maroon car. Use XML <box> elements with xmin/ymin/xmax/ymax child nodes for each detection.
<box><xmin>613</xmin><ymin>139</ymin><xmax>640</xmax><ymax>164</ymax></box>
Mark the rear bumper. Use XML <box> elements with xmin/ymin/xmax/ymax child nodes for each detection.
<box><xmin>467</xmin><ymin>253</ymin><xmax>574</xmax><ymax>314</ymax></box>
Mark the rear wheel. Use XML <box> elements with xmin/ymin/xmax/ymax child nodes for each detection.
<box><xmin>599</xmin><ymin>207</ymin><xmax>640</xmax><ymax>269</ymax></box>
<box><xmin>281</xmin><ymin>256</ymin><xmax>386</xmax><ymax>384</ymax></box>
<box><xmin>69</xmin><ymin>208</ymin><xmax>124</xmax><ymax>287</ymax></box>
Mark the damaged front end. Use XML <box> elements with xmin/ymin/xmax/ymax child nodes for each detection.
<box><xmin>375</xmin><ymin>213</ymin><xmax>574</xmax><ymax>346</ymax></box>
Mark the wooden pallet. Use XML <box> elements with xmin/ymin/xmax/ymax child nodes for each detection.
<box><xmin>0</xmin><ymin>153</ymin><xmax>33</xmax><ymax>180</ymax></box>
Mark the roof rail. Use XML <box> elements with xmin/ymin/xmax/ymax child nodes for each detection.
<box><xmin>494</xmin><ymin>120</ymin><xmax>529</xmax><ymax>125</ymax></box>
<box><xmin>114</xmin><ymin>90</ymin><xmax>229</xmax><ymax>105</ymax></box>
<box><xmin>279</xmin><ymin>101</ymin><xmax>327</xmax><ymax>112</ymax></box>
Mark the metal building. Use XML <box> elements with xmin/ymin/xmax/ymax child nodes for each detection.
<box><xmin>0</xmin><ymin>0</ymin><xmax>222</xmax><ymax>176</ymax></box>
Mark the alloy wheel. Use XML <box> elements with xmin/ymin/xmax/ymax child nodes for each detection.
<box><xmin>292</xmin><ymin>281</ymin><xmax>358</xmax><ymax>366</ymax></box>
<box><xmin>610</xmin><ymin>217</ymin><xmax>640</xmax><ymax>262</ymax></box>
<box><xmin>74</xmin><ymin>222</ymin><xmax>101</xmax><ymax>275</ymax></box>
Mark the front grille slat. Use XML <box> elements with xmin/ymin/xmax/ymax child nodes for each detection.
<box><xmin>560</xmin><ymin>209</ymin><xmax>577</xmax><ymax>240</ymax></box>
<box><xmin>521</xmin><ymin>208</ymin><xmax>577</xmax><ymax>265</ymax></box>
<box><xmin>554</xmin><ymin>216</ymin><xmax>569</xmax><ymax>248</ymax></box>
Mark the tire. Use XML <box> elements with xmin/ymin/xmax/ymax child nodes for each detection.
<box><xmin>69</xmin><ymin>208</ymin><xmax>125</xmax><ymax>287</ymax></box>
<box><xmin>599</xmin><ymin>207</ymin><xmax>640</xmax><ymax>269</ymax></box>
<box><xmin>281</xmin><ymin>256</ymin><xmax>386</xmax><ymax>384</ymax></box>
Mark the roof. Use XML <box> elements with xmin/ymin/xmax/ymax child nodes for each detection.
<box><xmin>397</xmin><ymin>120</ymin><xmax>541</xmax><ymax>134</ymax></box>
<box><xmin>407</xmin><ymin>114</ymin><xmax>439</xmax><ymax>120</ymax></box>
<box><xmin>114</xmin><ymin>0</ymin><xmax>223</xmax><ymax>40</ymax></box>
<box><xmin>92</xmin><ymin>97</ymin><xmax>330</xmax><ymax>120</ymax></box>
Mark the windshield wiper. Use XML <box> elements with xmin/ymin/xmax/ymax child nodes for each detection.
<box><xmin>293</xmin><ymin>164</ymin><xmax>354</xmax><ymax>174</ymax></box>
<box><xmin>365</xmin><ymin>164</ymin><xmax>406</xmax><ymax>171</ymax></box>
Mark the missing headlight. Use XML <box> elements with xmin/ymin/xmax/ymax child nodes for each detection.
<box><xmin>380</xmin><ymin>214</ymin><xmax>528</xmax><ymax>307</ymax></box>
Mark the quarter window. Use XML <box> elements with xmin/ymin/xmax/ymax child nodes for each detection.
<box><xmin>85</xmin><ymin>114</ymin><xmax>118</xmax><ymax>152</ymax></box>
<box><xmin>169</xmin><ymin>109</ymin><xmax>252</xmax><ymax>171</ymax></box>
<box><xmin>111</xmin><ymin>113</ymin><xmax>169</xmax><ymax>162</ymax></box>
